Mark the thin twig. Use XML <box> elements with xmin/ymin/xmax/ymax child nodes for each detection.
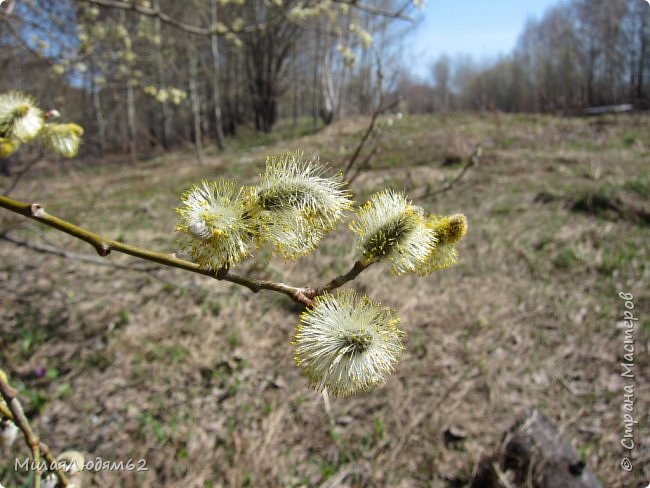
<box><xmin>3</xmin><ymin>151</ymin><xmax>44</xmax><ymax>196</ymax></box>
<box><xmin>348</xmin><ymin>145</ymin><xmax>378</xmax><ymax>184</ymax></box>
<box><xmin>0</xmin><ymin>16</ymin><xmax>56</xmax><ymax>67</ymax></box>
<box><xmin>0</xmin><ymin>232</ymin><xmax>157</xmax><ymax>271</ymax></box>
<box><xmin>342</xmin><ymin>51</ymin><xmax>398</xmax><ymax>183</ymax></box>
<box><xmin>0</xmin><ymin>378</ymin><xmax>70</xmax><ymax>487</ymax></box>
<box><xmin>492</xmin><ymin>462</ymin><xmax>515</xmax><ymax>488</ymax></box>
<box><xmin>2</xmin><ymin>386</ymin><xmax>40</xmax><ymax>488</ymax></box>
<box><xmin>331</xmin><ymin>0</ymin><xmax>415</xmax><ymax>21</ymax></box>
<box><xmin>0</xmin><ymin>399</ymin><xmax>12</xmax><ymax>420</ymax></box>
<box><xmin>312</xmin><ymin>260</ymin><xmax>370</xmax><ymax>296</ymax></box>
<box><xmin>343</xmin><ymin>100</ymin><xmax>398</xmax><ymax>183</ymax></box>
<box><xmin>82</xmin><ymin>0</ymin><xmax>279</xmax><ymax>37</ymax></box>
<box><xmin>415</xmin><ymin>143</ymin><xmax>481</xmax><ymax>201</ymax></box>
<box><xmin>0</xmin><ymin>230</ymin><xmax>365</xmax><ymax>302</ymax></box>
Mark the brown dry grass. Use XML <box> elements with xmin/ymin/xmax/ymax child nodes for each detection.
<box><xmin>1</xmin><ymin>113</ymin><xmax>649</xmax><ymax>487</ymax></box>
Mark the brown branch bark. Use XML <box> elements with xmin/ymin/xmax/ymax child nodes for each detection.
<box><xmin>81</xmin><ymin>0</ymin><xmax>278</xmax><ymax>37</ymax></box>
<box><xmin>331</xmin><ymin>0</ymin><xmax>415</xmax><ymax>21</ymax></box>
<box><xmin>311</xmin><ymin>260</ymin><xmax>370</xmax><ymax>296</ymax></box>
<box><xmin>0</xmin><ymin>378</ymin><xmax>70</xmax><ymax>487</ymax></box>
<box><xmin>0</xmin><ymin>195</ymin><xmax>376</xmax><ymax>307</ymax></box>
<box><xmin>0</xmin><ymin>231</ymin><xmax>245</xmax><ymax>294</ymax></box>
<box><xmin>0</xmin><ymin>195</ymin><xmax>314</xmax><ymax>305</ymax></box>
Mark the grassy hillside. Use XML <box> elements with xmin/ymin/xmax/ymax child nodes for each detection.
<box><xmin>1</xmin><ymin>113</ymin><xmax>648</xmax><ymax>487</ymax></box>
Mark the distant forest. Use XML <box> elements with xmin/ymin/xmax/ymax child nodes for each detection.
<box><xmin>1</xmin><ymin>0</ymin><xmax>648</xmax><ymax>158</ymax></box>
<box><xmin>401</xmin><ymin>0</ymin><xmax>650</xmax><ymax>115</ymax></box>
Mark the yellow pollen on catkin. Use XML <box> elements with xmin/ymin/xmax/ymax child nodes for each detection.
<box><xmin>350</xmin><ymin>190</ymin><xmax>436</xmax><ymax>275</ymax></box>
<box><xmin>176</xmin><ymin>180</ymin><xmax>257</xmax><ymax>270</ymax></box>
<box><xmin>416</xmin><ymin>213</ymin><xmax>468</xmax><ymax>275</ymax></box>
<box><xmin>250</xmin><ymin>151</ymin><xmax>353</xmax><ymax>259</ymax></box>
<box><xmin>292</xmin><ymin>290</ymin><xmax>404</xmax><ymax>397</ymax></box>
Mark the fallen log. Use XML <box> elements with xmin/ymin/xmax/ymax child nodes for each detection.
<box><xmin>471</xmin><ymin>410</ymin><xmax>601</xmax><ymax>487</ymax></box>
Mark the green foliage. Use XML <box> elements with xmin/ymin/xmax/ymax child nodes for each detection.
<box><xmin>624</xmin><ymin>175</ymin><xmax>650</xmax><ymax>198</ymax></box>
<box><xmin>552</xmin><ymin>247</ymin><xmax>580</xmax><ymax>270</ymax></box>
<box><xmin>20</xmin><ymin>388</ymin><xmax>49</xmax><ymax>415</ymax></box>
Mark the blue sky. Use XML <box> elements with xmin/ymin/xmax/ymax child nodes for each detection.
<box><xmin>407</xmin><ymin>0</ymin><xmax>562</xmax><ymax>79</ymax></box>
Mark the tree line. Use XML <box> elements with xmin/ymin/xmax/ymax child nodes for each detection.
<box><xmin>2</xmin><ymin>0</ymin><xmax>647</xmax><ymax>163</ymax></box>
<box><xmin>398</xmin><ymin>0</ymin><xmax>649</xmax><ymax>114</ymax></box>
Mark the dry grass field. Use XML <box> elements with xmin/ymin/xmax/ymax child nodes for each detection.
<box><xmin>1</xmin><ymin>112</ymin><xmax>649</xmax><ymax>487</ymax></box>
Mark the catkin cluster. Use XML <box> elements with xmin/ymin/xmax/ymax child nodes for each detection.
<box><xmin>0</xmin><ymin>91</ymin><xmax>83</xmax><ymax>159</ymax></box>
<box><xmin>177</xmin><ymin>152</ymin><xmax>353</xmax><ymax>267</ymax></box>
<box><xmin>178</xmin><ymin>152</ymin><xmax>468</xmax><ymax>396</ymax></box>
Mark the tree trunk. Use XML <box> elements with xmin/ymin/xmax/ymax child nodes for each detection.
<box><xmin>320</xmin><ymin>49</ymin><xmax>335</xmax><ymax>126</ymax></box>
<box><xmin>153</xmin><ymin>0</ymin><xmax>170</xmax><ymax>150</ymax></box>
<box><xmin>92</xmin><ymin>82</ymin><xmax>106</xmax><ymax>155</ymax></box>
<box><xmin>312</xmin><ymin>27</ymin><xmax>320</xmax><ymax>129</ymax></box>
<box><xmin>291</xmin><ymin>40</ymin><xmax>298</xmax><ymax>128</ymax></box>
<box><xmin>120</xmin><ymin>11</ymin><xmax>137</xmax><ymax>162</ymax></box>
<box><xmin>187</xmin><ymin>43</ymin><xmax>203</xmax><ymax>165</ymax></box>
<box><xmin>90</xmin><ymin>58</ymin><xmax>106</xmax><ymax>155</ymax></box>
<box><xmin>126</xmin><ymin>79</ymin><xmax>137</xmax><ymax>162</ymax></box>
<box><xmin>210</xmin><ymin>0</ymin><xmax>226</xmax><ymax>150</ymax></box>
<box><xmin>638</xmin><ymin>11</ymin><xmax>647</xmax><ymax>100</ymax></box>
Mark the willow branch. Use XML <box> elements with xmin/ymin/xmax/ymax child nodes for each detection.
<box><xmin>0</xmin><ymin>398</ymin><xmax>12</xmax><ymax>420</ymax></box>
<box><xmin>311</xmin><ymin>260</ymin><xmax>371</xmax><ymax>296</ymax></box>
<box><xmin>2</xmin><ymin>226</ymin><xmax>368</xmax><ymax>303</ymax></box>
<box><xmin>0</xmin><ymin>378</ymin><xmax>70</xmax><ymax>487</ymax></box>
<box><xmin>1</xmin><ymin>380</ymin><xmax>41</xmax><ymax>488</ymax></box>
<box><xmin>342</xmin><ymin>105</ymin><xmax>380</xmax><ymax>179</ymax></box>
<box><xmin>1</xmin><ymin>231</ymin><xmax>241</xmax><ymax>294</ymax></box>
<box><xmin>0</xmin><ymin>195</ymin><xmax>313</xmax><ymax>306</ymax></box>
<box><xmin>331</xmin><ymin>0</ymin><xmax>415</xmax><ymax>21</ymax></box>
<box><xmin>0</xmin><ymin>16</ymin><xmax>56</xmax><ymax>66</ymax></box>
<box><xmin>0</xmin><ymin>195</ymin><xmax>376</xmax><ymax>306</ymax></box>
<box><xmin>83</xmin><ymin>0</ymin><xmax>215</xmax><ymax>35</ymax></box>
<box><xmin>82</xmin><ymin>0</ymin><xmax>277</xmax><ymax>37</ymax></box>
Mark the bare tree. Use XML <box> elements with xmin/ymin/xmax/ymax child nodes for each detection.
<box><xmin>431</xmin><ymin>54</ymin><xmax>450</xmax><ymax>111</ymax></box>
